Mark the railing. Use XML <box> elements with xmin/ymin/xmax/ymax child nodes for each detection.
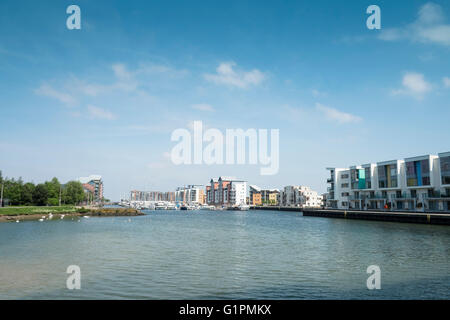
<box><xmin>349</xmin><ymin>193</ymin><xmax>450</xmax><ymax>200</ymax></box>
<box><xmin>424</xmin><ymin>194</ymin><xmax>450</xmax><ymax>199</ymax></box>
<box><xmin>392</xmin><ymin>193</ymin><xmax>414</xmax><ymax>199</ymax></box>
<box><xmin>348</xmin><ymin>194</ymin><xmax>388</xmax><ymax>200</ymax></box>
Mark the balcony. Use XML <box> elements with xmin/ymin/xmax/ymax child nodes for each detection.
<box><xmin>392</xmin><ymin>193</ymin><xmax>414</xmax><ymax>200</ymax></box>
<box><xmin>349</xmin><ymin>194</ymin><xmax>387</xmax><ymax>200</ymax></box>
<box><xmin>327</xmin><ymin>178</ymin><xmax>333</xmax><ymax>183</ymax></box>
<box><xmin>424</xmin><ymin>193</ymin><xmax>450</xmax><ymax>200</ymax></box>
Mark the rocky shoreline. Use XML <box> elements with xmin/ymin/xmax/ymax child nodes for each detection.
<box><xmin>0</xmin><ymin>208</ymin><xmax>144</xmax><ymax>223</ymax></box>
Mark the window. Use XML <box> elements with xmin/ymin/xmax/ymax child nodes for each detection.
<box><xmin>406</xmin><ymin>160</ymin><xmax>430</xmax><ymax>187</ymax></box>
<box><xmin>428</xmin><ymin>189</ymin><xmax>436</xmax><ymax>197</ymax></box>
<box><xmin>341</xmin><ymin>174</ymin><xmax>349</xmax><ymax>179</ymax></box>
<box><xmin>378</xmin><ymin>165</ymin><xmax>386</xmax><ymax>188</ymax></box>
<box><xmin>378</xmin><ymin>164</ymin><xmax>397</xmax><ymax>188</ymax></box>
<box><xmin>440</xmin><ymin>156</ymin><xmax>450</xmax><ymax>185</ymax></box>
<box><xmin>341</xmin><ymin>183</ymin><xmax>349</xmax><ymax>188</ymax></box>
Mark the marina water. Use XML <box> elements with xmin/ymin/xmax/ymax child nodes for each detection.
<box><xmin>0</xmin><ymin>210</ymin><xmax>449</xmax><ymax>299</ymax></box>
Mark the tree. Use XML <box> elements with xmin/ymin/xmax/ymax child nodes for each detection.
<box><xmin>63</xmin><ymin>181</ymin><xmax>84</xmax><ymax>205</ymax></box>
<box><xmin>21</xmin><ymin>182</ymin><xmax>35</xmax><ymax>205</ymax></box>
<box><xmin>45</xmin><ymin>177</ymin><xmax>61</xmax><ymax>206</ymax></box>
<box><xmin>33</xmin><ymin>184</ymin><xmax>49</xmax><ymax>206</ymax></box>
<box><xmin>4</xmin><ymin>178</ymin><xmax>23</xmax><ymax>205</ymax></box>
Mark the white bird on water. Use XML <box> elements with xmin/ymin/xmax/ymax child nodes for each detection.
<box><xmin>39</xmin><ymin>219</ymin><xmax>44</xmax><ymax>222</ymax></box>
<box><xmin>61</xmin><ymin>214</ymin><xmax>65</xmax><ymax>219</ymax></box>
<box><xmin>16</xmin><ymin>220</ymin><xmax>19</xmax><ymax>223</ymax></box>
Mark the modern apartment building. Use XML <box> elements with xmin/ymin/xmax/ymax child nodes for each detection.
<box><xmin>326</xmin><ymin>152</ymin><xmax>450</xmax><ymax>212</ymax></box>
<box><xmin>261</xmin><ymin>189</ymin><xmax>280</xmax><ymax>205</ymax></box>
<box><xmin>249</xmin><ymin>185</ymin><xmax>261</xmax><ymax>205</ymax></box>
<box><xmin>248</xmin><ymin>185</ymin><xmax>280</xmax><ymax>205</ymax></box>
<box><xmin>252</xmin><ymin>193</ymin><xmax>262</xmax><ymax>205</ymax></box>
<box><xmin>206</xmin><ymin>177</ymin><xmax>247</xmax><ymax>207</ymax></box>
<box><xmin>78</xmin><ymin>175</ymin><xmax>103</xmax><ymax>202</ymax></box>
<box><xmin>279</xmin><ymin>185</ymin><xmax>323</xmax><ymax>208</ymax></box>
<box><xmin>175</xmin><ymin>185</ymin><xmax>205</xmax><ymax>204</ymax></box>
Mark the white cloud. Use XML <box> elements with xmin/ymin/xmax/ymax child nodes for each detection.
<box><xmin>68</xmin><ymin>78</ymin><xmax>108</xmax><ymax>97</ymax></box>
<box><xmin>34</xmin><ymin>84</ymin><xmax>76</xmax><ymax>106</ymax></box>
<box><xmin>87</xmin><ymin>105</ymin><xmax>116</xmax><ymax>120</ymax></box>
<box><xmin>312</xmin><ymin>89</ymin><xmax>327</xmax><ymax>98</ymax></box>
<box><xmin>315</xmin><ymin>103</ymin><xmax>362</xmax><ymax>124</ymax></box>
<box><xmin>34</xmin><ymin>64</ymin><xmax>137</xmax><ymax>105</ymax></box>
<box><xmin>112</xmin><ymin>63</ymin><xmax>133</xmax><ymax>80</ymax></box>
<box><xmin>392</xmin><ymin>72</ymin><xmax>432</xmax><ymax>99</ymax></box>
<box><xmin>204</xmin><ymin>62</ymin><xmax>265</xmax><ymax>88</ymax></box>
<box><xmin>192</xmin><ymin>103</ymin><xmax>214</xmax><ymax>112</ymax></box>
<box><xmin>443</xmin><ymin>77</ymin><xmax>450</xmax><ymax>88</ymax></box>
<box><xmin>379</xmin><ymin>2</ymin><xmax>450</xmax><ymax>46</ymax></box>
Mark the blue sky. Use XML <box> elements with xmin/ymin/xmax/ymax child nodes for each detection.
<box><xmin>1</xmin><ymin>0</ymin><xmax>450</xmax><ymax>200</ymax></box>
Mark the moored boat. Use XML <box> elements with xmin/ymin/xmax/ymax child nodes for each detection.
<box><xmin>200</xmin><ymin>204</ymin><xmax>215</xmax><ymax>210</ymax></box>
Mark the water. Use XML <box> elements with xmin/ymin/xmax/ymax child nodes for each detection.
<box><xmin>0</xmin><ymin>210</ymin><xmax>449</xmax><ymax>299</ymax></box>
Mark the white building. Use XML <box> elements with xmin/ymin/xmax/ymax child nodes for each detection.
<box><xmin>326</xmin><ymin>152</ymin><xmax>450</xmax><ymax>212</ymax></box>
<box><xmin>175</xmin><ymin>185</ymin><xmax>204</xmax><ymax>204</ymax></box>
<box><xmin>279</xmin><ymin>185</ymin><xmax>323</xmax><ymax>208</ymax></box>
<box><xmin>206</xmin><ymin>177</ymin><xmax>247</xmax><ymax>207</ymax></box>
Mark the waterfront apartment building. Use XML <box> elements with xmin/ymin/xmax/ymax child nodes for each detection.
<box><xmin>252</xmin><ymin>193</ymin><xmax>262</xmax><ymax>205</ymax></box>
<box><xmin>249</xmin><ymin>185</ymin><xmax>280</xmax><ymax>205</ymax></box>
<box><xmin>78</xmin><ymin>175</ymin><xmax>103</xmax><ymax>202</ymax></box>
<box><xmin>175</xmin><ymin>185</ymin><xmax>205</xmax><ymax>204</ymax></box>
<box><xmin>130</xmin><ymin>190</ymin><xmax>175</xmax><ymax>202</ymax></box>
<box><xmin>279</xmin><ymin>186</ymin><xmax>323</xmax><ymax>208</ymax></box>
<box><xmin>249</xmin><ymin>185</ymin><xmax>261</xmax><ymax>205</ymax></box>
<box><xmin>261</xmin><ymin>189</ymin><xmax>280</xmax><ymax>205</ymax></box>
<box><xmin>326</xmin><ymin>152</ymin><xmax>450</xmax><ymax>212</ymax></box>
<box><xmin>206</xmin><ymin>177</ymin><xmax>247</xmax><ymax>207</ymax></box>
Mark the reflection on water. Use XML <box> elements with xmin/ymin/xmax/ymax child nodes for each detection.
<box><xmin>0</xmin><ymin>210</ymin><xmax>449</xmax><ymax>299</ymax></box>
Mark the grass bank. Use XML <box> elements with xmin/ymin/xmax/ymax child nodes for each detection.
<box><xmin>0</xmin><ymin>206</ymin><xmax>143</xmax><ymax>223</ymax></box>
<box><xmin>0</xmin><ymin>205</ymin><xmax>80</xmax><ymax>216</ymax></box>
